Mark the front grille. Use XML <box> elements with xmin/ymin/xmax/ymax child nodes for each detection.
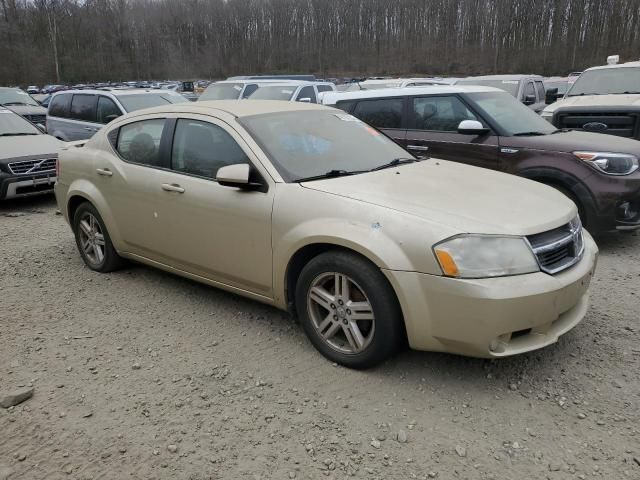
<box><xmin>8</xmin><ymin>158</ymin><xmax>56</xmax><ymax>175</ymax></box>
<box><xmin>527</xmin><ymin>217</ymin><xmax>584</xmax><ymax>274</ymax></box>
<box><xmin>25</xmin><ymin>114</ymin><xmax>46</xmax><ymax>125</ymax></box>
<box><xmin>556</xmin><ymin>111</ymin><xmax>639</xmax><ymax>138</ymax></box>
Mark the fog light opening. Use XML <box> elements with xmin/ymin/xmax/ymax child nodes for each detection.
<box><xmin>617</xmin><ymin>201</ymin><xmax>638</xmax><ymax>221</ymax></box>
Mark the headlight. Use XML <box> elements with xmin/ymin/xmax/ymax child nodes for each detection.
<box><xmin>433</xmin><ymin>235</ymin><xmax>539</xmax><ymax>279</ymax></box>
<box><xmin>574</xmin><ymin>151</ymin><xmax>639</xmax><ymax>175</ymax></box>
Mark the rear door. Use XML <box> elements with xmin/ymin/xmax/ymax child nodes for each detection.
<box><xmin>67</xmin><ymin>94</ymin><xmax>100</xmax><ymax>140</ymax></box>
<box><xmin>350</xmin><ymin>97</ymin><xmax>407</xmax><ymax>146</ymax></box>
<box><xmin>405</xmin><ymin>94</ymin><xmax>500</xmax><ymax>169</ymax></box>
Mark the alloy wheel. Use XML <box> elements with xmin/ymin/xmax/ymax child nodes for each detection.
<box><xmin>78</xmin><ymin>212</ymin><xmax>106</xmax><ymax>266</ymax></box>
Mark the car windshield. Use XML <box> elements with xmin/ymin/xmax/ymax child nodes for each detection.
<box><xmin>248</xmin><ymin>86</ymin><xmax>297</xmax><ymax>101</ymax></box>
<box><xmin>0</xmin><ymin>109</ymin><xmax>40</xmax><ymax>135</ymax></box>
<box><xmin>566</xmin><ymin>67</ymin><xmax>640</xmax><ymax>96</ymax></box>
<box><xmin>239</xmin><ymin>110</ymin><xmax>413</xmax><ymax>182</ymax></box>
<box><xmin>456</xmin><ymin>79</ymin><xmax>520</xmax><ymax>97</ymax></box>
<box><xmin>116</xmin><ymin>92</ymin><xmax>186</xmax><ymax>112</ymax></box>
<box><xmin>0</xmin><ymin>89</ymin><xmax>40</xmax><ymax>107</ymax></box>
<box><xmin>466</xmin><ymin>91</ymin><xmax>556</xmax><ymax>136</ymax></box>
<box><xmin>199</xmin><ymin>83</ymin><xmax>244</xmax><ymax>100</ymax></box>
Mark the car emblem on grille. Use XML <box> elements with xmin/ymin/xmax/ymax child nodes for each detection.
<box><xmin>583</xmin><ymin>122</ymin><xmax>608</xmax><ymax>132</ymax></box>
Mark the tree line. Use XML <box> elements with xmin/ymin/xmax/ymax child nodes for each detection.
<box><xmin>1</xmin><ymin>0</ymin><xmax>639</xmax><ymax>85</ymax></box>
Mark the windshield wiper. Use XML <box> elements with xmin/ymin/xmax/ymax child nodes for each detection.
<box><xmin>622</xmin><ymin>91</ymin><xmax>640</xmax><ymax>94</ymax></box>
<box><xmin>513</xmin><ymin>131</ymin><xmax>548</xmax><ymax>136</ymax></box>
<box><xmin>0</xmin><ymin>132</ymin><xmax>38</xmax><ymax>136</ymax></box>
<box><xmin>370</xmin><ymin>157</ymin><xmax>419</xmax><ymax>172</ymax></box>
<box><xmin>294</xmin><ymin>169</ymin><xmax>366</xmax><ymax>183</ymax></box>
<box><xmin>1</xmin><ymin>102</ymin><xmax>30</xmax><ymax>106</ymax></box>
<box><xmin>566</xmin><ymin>93</ymin><xmax>600</xmax><ymax>97</ymax></box>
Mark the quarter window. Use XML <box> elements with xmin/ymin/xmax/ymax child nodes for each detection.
<box><xmin>116</xmin><ymin>119</ymin><xmax>165</xmax><ymax>166</ymax></box>
<box><xmin>411</xmin><ymin>96</ymin><xmax>478</xmax><ymax>131</ymax></box>
<box><xmin>352</xmin><ymin>98</ymin><xmax>403</xmax><ymax>129</ymax></box>
<box><xmin>70</xmin><ymin>94</ymin><xmax>97</xmax><ymax>122</ymax></box>
<box><xmin>241</xmin><ymin>84</ymin><xmax>258</xmax><ymax>99</ymax></box>
<box><xmin>317</xmin><ymin>85</ymin><xmax>334</xmax><ymax>93</ymax></box>
<box><xmin>171</xmin><ymin>119</ymin><xmax>249</xmax><ymax>179</ymax></box>
<box><xmin>96</xmin><ymin>96</ymin><xmax>122</xmax><ymax>124</ymax></box>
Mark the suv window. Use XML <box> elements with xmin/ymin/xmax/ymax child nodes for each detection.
<box><xmin>49</xmin><ymin>93</ymin><xmax>71</xmax><ymax>118</ymax></box>
<box><xmin>70</xmin><ymin>94</ymin><xmax>97</xmax><ymax>122</ymax></box>
<box><xmin>411</xmin><ymin>96</ymin><xmax>478</xmax><ymax>131</ymax></box>
<box><xmin>116</xmin><ymin>119</ymin><xmax>165</xmax><ymax>166</ymax></box>
<box><xmin>534</xmin><ymin>81</ymin><xmax>545</xmax><ymax>101</ymax></box>
<box><xmin>241</xmin><ymin>84</ymin><xmax>259</xmax><ymax>99</ymax></box>
<box><xmin>352</xmin><ymin>98</ymin><xmax>403</xmax><ymax>129</ymax></box>
<box><xmin>523</xmin><ymin>82</ymin><xmax>536</xmax><ymax>100</ymax></box>
<box><xmin>296</xmin><ymin>86</ymin><xmax>317</xmax><ymax>103</ymax></box>
<box><xmin>317</xmin><ymin>85</ymin><xmax>334</xmax><ymax>93</ymax></box>
<box><xmin>171</xmin><ymin>119</ymin><xmax>249</xmax><ymax>179</ymax></box>
<box><xmin>97</xmin><ymin>96</ymin><xmax>122</xmax><ymax>124</ymax></box>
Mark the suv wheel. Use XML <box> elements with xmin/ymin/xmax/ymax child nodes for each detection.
<box><xmin>72</xmin><ymin>202</ymin><xmax>124</xmax><ymax>272</ymax></box>
<box><xmin>295</xmin><ymin>250</ymin><xmax>403</xmax><ymax>369</ymax></box>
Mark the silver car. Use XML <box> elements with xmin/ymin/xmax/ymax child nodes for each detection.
<box><xmin>46</xmin><ymin>89</ymin><xmax>188</xmax><ymax>141</ymax></box>
<box><xmin>0</xmin><ymin>87</ymin><xmax>48</xmax><ymax>126</ymax></box>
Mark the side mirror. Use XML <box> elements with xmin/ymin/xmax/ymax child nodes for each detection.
<box><xmin>545</xmin><ymin>88</ymin><xmax>559</xmax><ymax>105</ymax></box>
<box><xmin>297</xmin><ymin>97</ymin><xmax>312</xmax><ymax>103</ymax></box>
<box><xmin>523</xmin><ymin>94</ymin><xmax>536</xmax><ymax>105</ymax></box>
<box><xmin>36</xmin><ymin>123</ymin><xmax>47</xmax><ymax>133</ymax></box>
<box><xmin>457</xmin><ymin>120</ymin><xmax>490</xmax><ymax>136</ymax></box>
<box><xmin>216</xmin><ymin>163</ymin><xmax>262</xmax><ymax>190</ymax></box>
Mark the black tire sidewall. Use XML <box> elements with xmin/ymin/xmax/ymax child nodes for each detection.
<box><xmin>295</xmin><ymin>250</ymin><xmax>403</xmax><ymax>369</ymax></box>
<box><xmin>72</xmin><ymin>202</ymin><xmax>121</xmax><ymax>272</ymax></box>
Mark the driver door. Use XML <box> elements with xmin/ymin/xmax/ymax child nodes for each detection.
<box><xmin>405</xmin><ymin>94</ymin><xmax>500</xmax><ymax>170</ymax></box>
<box><xmin>152</xmin><ymin>115</ymin><xmax>275</xmax><ymax>298</ymax></box>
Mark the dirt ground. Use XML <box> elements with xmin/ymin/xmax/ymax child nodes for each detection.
<box><xmin>1</xmin><ymin>196</ymin><xmax>638</xmax><ymax>480</ymax></box>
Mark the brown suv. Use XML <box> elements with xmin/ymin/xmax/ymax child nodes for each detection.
<box><xmin>322</xmin><ymin>86</ymin><xmax>640</xmax><ymax>235</ymax></box>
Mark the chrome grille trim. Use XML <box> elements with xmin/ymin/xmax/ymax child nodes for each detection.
<box><xmin>7</xmin><ymin>158</ymin><xmax>57</xmax><ymax>175</ymax></box>
<box><xmin>526</xmin><ymin>217</ymin><xmax>584</xmax><ymax>275</ymax></box>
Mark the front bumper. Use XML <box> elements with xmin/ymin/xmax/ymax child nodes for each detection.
<box><xmin>0</xmin><ymin>172</ymin><xmax>57</xmax><ymax>200</ymax></box>
<box><xmin>384</xmin><ymin>232</ymin><xmax>598</xmax><ymax>358</ymax></box>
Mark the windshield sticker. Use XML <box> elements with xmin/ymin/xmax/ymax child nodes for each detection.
<box><xmin>281</xmin><ymin>89</ymin><xmax>294</xmax><ymax>95</ymax></box>
<box><xmin>502</xmin><ymin>80</ymin><xmax>519</xmax><ymax>84</ymax></box>
<box><xmin>233</xmin><ymin>85</ymin><xmax>242</xmax><ymax>91</ymax></box>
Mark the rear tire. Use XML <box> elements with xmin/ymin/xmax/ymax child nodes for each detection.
<box><xmin>72</xmin><ymin>202</ymin><xmax>125</xmax><ymax>273</ymax></box>
<box><xmin>295</xmin><ymin>250</ymin><xmax>403</xmax><ymax>369</ymax></box>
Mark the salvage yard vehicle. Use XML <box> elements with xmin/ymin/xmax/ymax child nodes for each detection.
<box><xmin>322</xmin><ymin>86</ymin><xmax>640</xmax><ymax>234</ymax></box>
<box><xmin>541</xmin><ymin>56</ymin><xmax>640</xmax><ymax>140</ymax></box>
<box><xmin>0</xmin><ymin>87</ymin><xmax>48</xmax><ymax>126</ymax></box>
<box><xmin>456</xmin><ymin>75</ymin><xmax>547</xmax><ymax>112</ymax></box>
<box><xmin>247</xmin><ymin>81</ymin><xmax>336</xmax><ymax>103</ymax></box>
<box><xmin>56</xmin><ymin>100</ymin><xmax>597</xmax><ymax>368</ymax></box>
<box><xmin>0</xmin><ymin>108</ymin><xmax>61</xmax><ymax>200</ymax></box>
<box><xmin>46</xmin><ymin>89</ymin><xmax>188</xmax><ymax>141</ymax></box>
<box><xmin>198</xmin><ymin>80</ymin><xmax>286</xmax><ymax>101</ymax></box>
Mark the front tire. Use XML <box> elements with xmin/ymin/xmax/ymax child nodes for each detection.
<box><xmin>295</xmin><ymin>250</ymin><xmax>403</xmax><ymax>369</ymax></box>
<box><xmin>72</xmin><ymin>202</ymin><xmax>124</xmax><ymax>273</ymax></box>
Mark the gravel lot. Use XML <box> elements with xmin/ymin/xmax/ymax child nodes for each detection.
<box><xmin>1</xmin><ymin>196</ymin><xmax>639</xmax><ymax>480</ymax></box>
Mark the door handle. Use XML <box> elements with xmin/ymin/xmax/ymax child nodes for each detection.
<box><xmin>96</xmin><ymin>168</ymin><xmax>113</xmax><ymax>177</ymax></box>
<box><xmin>407</xmin><ymin>145</ymin><xmax>430</xmax><ymax>151</ymax></box>
<box><xmin>161</xmin><ymin>183</ymin><xmax>185</xmax><ymax>193</ymax></box>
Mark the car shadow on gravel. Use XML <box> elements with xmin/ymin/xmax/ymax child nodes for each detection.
<box><xmin>593</xmin><ymin>230</ymin><xmax>639</xmax><ymax>253</ymax></box>
<box><xmin>0</xmin><ymin>194</ymin><xmax>57</xmax><ymax>214</ymax></box>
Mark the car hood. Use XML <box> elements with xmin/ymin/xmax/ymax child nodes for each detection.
<box><xmin>502</xmin><ymin>130</ymin><xmax>640</xmax><ymax>155</ymax></box>
<box><xmin>544</xmin><ymin>93</ymin><xmax>640</xmax><ymax>113</ymax></box>
<box><xmin>0</xmin><ymin>134</ymin><xmax>62</xmax><ymax>161</ymax></box>
<box><xmin>4</xmin><ymin>104</ymin><xmax>47</xmax><ymax>116</ymax></box>
<box><xmin>301</xmin><ymin>160</ymin><xmax>576</xmax><ymax>236</ymax></box>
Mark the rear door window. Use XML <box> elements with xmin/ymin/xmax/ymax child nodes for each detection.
<box><xmin>523</xmin><ymin>82</ymin><xmax>536</xmax><ymax>100</ymax></box>
<box><xmin>352</xmin><ymin>98</ymin><xmax>404</xmax><ymax>129</ymax></box>
<box><xmin>534</xmin><ymin>81</ymin><xmax>546</xmax><ymax>101</ymax></box>
<box><xmin>116</xmin><ymin>119</ymin><xmax>166</xmax><ymax>166</ymax></box>
<box><xmin>49</xmin><ymin>93</ymin><xmax>71</xmax><ymax>118</ymax></box>
<box><xmin>96</xmin><ymin>96</ymin><xmax>122</xmax><ymax>124</ymax></box>
<box><xmin>70</xmin><ymin>94</ymin><xmax>97</xmax><ymax>122</ymax></box>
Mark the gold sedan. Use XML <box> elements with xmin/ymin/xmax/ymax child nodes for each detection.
<box><xmin>55</xmin><ymin>101</ymin><xmax>598</xmax><ymax>368</ymax></box>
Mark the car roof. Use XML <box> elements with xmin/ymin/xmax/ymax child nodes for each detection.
<box><xmin>457</xmin><ymin>74</ymin><xmax>542</xmax><ymax>81</ymax></box>
<box><xmin>320</xmin><ymin>85</ymin><xmax>502</xmax><ymax>103</ymax></box>
<box><xmin>585</xmin><ymin>60</ymin><xmax>640</xmax><ymax>71</ymax></box>
<box><xmin>126</xmin><ymin>99</ymin><xmax>334</xmax><ymax>118</ymax></box>
<box><xmin>51</xmin><ymin>89</ymin><xmax>178</xmax><ymax>96</ymax></box>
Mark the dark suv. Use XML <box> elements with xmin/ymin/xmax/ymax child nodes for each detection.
<box><xmin>322</xmin><ymin>86</ymin><xmax>640</xmax><ymax>235</ymax></box>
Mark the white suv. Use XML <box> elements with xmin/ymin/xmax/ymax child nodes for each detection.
<box><xmin>46</xmin><ymin>89</ymin><xmax>188</xmax><ymax>141</ymax></box>
<box><xmin>541</xmin><ymin>57</ymin><xmax>640</xmax><ymax>139</ymax></box>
